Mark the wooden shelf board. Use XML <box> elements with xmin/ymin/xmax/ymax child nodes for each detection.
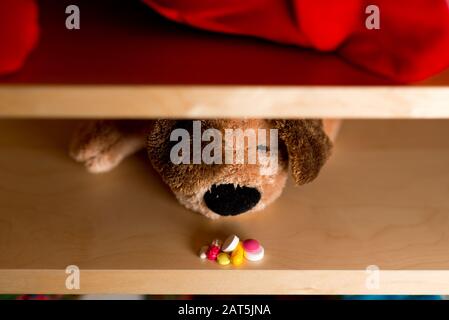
<box><xmin>1</xmin><ymin>85</ymin><xmax>449</xmax><ymax>118</ymax></box>
<box><xmin>1</xmin><ymin>119</ymin><xmax>449</xmax><ymax>293</ymax></box>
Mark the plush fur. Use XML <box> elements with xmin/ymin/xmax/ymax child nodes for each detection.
<box><xmin>70</xmin><ymin>119</ymin><xmax>340</xmax><ymax>219</ymax></box>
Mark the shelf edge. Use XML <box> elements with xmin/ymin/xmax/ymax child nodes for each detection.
<box><xmin>0</xmin><ymin>85</ymin><xmax>449</xmax><ymax>118</ymax></box>
<box><xmin>1</xmin><ymin>269</ymin><xmax>449</xmax><ymax>294</ymax></box>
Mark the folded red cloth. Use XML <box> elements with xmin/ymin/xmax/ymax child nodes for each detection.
<box><xmin>2</xmin><ymin>1</ymin><xmax>448</xmax><ymax>82</ymax></box>
<box><xmin>0</xmin><ymin>0</ymin><xmax>39</xmax><ymax>75</ymax></box>
<box><xmin>143</xmin><ymin>0</ymin><xmax>449</xmax><ymax>82</ymax></box>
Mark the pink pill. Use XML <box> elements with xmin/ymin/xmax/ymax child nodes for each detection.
<box><xmin>243</xmin><ymin>239</ymin><xmax>260</xmax><ymax>253</ymax></box>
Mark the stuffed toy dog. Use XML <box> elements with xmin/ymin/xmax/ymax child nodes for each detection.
<box><xmin>70</xmin><ymin>119</ymin><xmax>340</xmax><ymax>219</ymax></box>
<box><xmin>2</xmin><ymin>1</ymin><xmax>449</xmax><ymax>219</ymax></box>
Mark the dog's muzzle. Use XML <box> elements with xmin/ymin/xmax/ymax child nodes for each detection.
<box><xmin>203</xmin><ymin>183</ymin><xmax>261</xmax><ymax>216</ymax></box>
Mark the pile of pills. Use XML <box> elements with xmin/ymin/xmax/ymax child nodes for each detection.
<box><xmin>199</xmin><ymin>234</ymin><xmax>264</xmax><ymax>266</ymax></box>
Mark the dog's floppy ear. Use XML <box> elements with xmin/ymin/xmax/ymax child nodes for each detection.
<box><xmin>270</xmin><ymin>119</ymin><xmax>332</xmax><ymax>185</ymax></box>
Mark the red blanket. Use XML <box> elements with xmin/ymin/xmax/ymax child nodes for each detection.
<box><xmin>0</xmin><ymin>0</ymin><xmax>39</xmax><ymax>75</ymax></box>
<box><xmin>143</xmin><ymin>0</ymin><xmax>449</xmax><ymax>82</ymax></box>
<box><xmin>1</xmin><ymin>0</ymin><xmax>449</xmax><ymax>82</ymax></box>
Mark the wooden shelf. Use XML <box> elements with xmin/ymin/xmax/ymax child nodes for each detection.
<box><xmin>1</xmin><ymin>85</ymin><xmax>449</xmax><ymax>119</ymax></box>
<box><xmin>0</xmin><ymin>0</ymin><xmax>448</xmax><ymax>118</ymax></box>
<box><xmin>1</xmin><ymin>119</ymin><xmax>449</xmax><ymax>294</ymax></box>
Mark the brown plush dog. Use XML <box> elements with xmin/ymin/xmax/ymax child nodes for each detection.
<box><xmin>70</xmin><ymin>119</ymin><xmax>340</xmax><ymax>219</ymax></box>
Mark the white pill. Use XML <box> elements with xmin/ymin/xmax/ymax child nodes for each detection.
<box><xmin>199</xmin><ymin>245</ymin><xmax>209</xmax><ymax>259</ymax></box>
<box><xmin>221</xmin><ymin>234</ymin><xmax>240</xmax><ymax>253</ymax></box>
<box><xmin>244</xmin><ymin>245</ymin><xmax>264</xmax><ymax>261</ymax></box>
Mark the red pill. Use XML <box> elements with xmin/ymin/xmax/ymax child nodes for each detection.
<box><xmin>206</xmin><ymin>245</ymin><xmax>220</xmax><ymax>260</ymax></box>
<box><xmin>242</xmin><ymin>239</ymin><xmax>261</xmax><ymax>253</ymax></box>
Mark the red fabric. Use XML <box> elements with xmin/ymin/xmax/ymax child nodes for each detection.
<box><xmin>1</xmin><ymin>1</ymin><xmax>448</xmax><ymax>82</ymax></box>
<box><xmin>0</xmin><ymin>0</ymin><xmax>39</xmax><ymax>75</ymax></box>
<box><xmin>143</xmin><ymin>0</ymin><xmax>449</xmax><ymax>82</ymax></box>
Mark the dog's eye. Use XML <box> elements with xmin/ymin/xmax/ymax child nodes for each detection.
<box><xmin>257</xmin><ymin>145</ymin><xmax>268</xmax><ymax>151</ymax></box>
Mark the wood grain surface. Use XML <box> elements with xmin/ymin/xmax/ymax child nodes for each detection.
<box><xmin>0</xmin><ymin>119</ymin><xmax>449</xmax><ymax>293</ymax></box>
<box><xmin>1</xmin><ymin>85</ymin><xmax>449</xmax><ymax>118</ymax></box>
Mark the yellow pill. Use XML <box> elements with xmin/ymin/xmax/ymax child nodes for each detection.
<box><xmin>217</xmin><ymin>253</ymin><xmax>230</xmax><ymax>265</ymax></box>
<box><xmin>231</xmin><ymin>242</ymin><xmax>244</xmax><ymax>266</ymax></box>
<box><xmin>231</xmin><ymin>254</ymin><xmax>243</xmax><ymax>266</ymax></box>
<box><xmin>232</xmin><ymin>242</ymin><xmax>244</xmax><ymax>253</ymax></box>
<box><xmin>232</xmin><ymin>247</ymin><xmax>243</xmax><ymax>257</ymax></box>
<box><xmin>234</xmin><ymin>241</ymin><xmax>244</xmax><ymax>251</ymax></box>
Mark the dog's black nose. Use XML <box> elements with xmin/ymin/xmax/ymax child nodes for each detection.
<box><xmin>203</xmin><ymin>184</ymin><xmax>261</xmax><ymax>216</ymax></box>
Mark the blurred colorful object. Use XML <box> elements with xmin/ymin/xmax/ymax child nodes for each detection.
<box><xmin>343</xmin><ymin>295</ymin><xmax>442</xmax><ymax>300</ymax></box>
<box><xmin>0</xmin><ymin>294</ymin><xmax>67</xmax><ymax>300</ymax></box>
<box><xmin>0</xmin><ymin>0</ymin><xmax>39</xmax><ymax>75</ymax></box>
<box><xmin>143</xmin><ymin>0</ymin><xmax>449</xmax><ymax>82</ymax></box>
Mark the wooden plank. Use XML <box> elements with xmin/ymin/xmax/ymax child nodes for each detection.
<box><xmin>2</xmin><ymin>270</ymin><xmax>449</xmax><ymax>295</ymax></box>
<box><xmin>1</xmin><ymin>119</ymin><xmax>449</xmax><ymax>293</ymax></box>
<box><xmin>1</xmin><ymin>85</ymin><xmax>449</xmax><ymax>118</ymax></box>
